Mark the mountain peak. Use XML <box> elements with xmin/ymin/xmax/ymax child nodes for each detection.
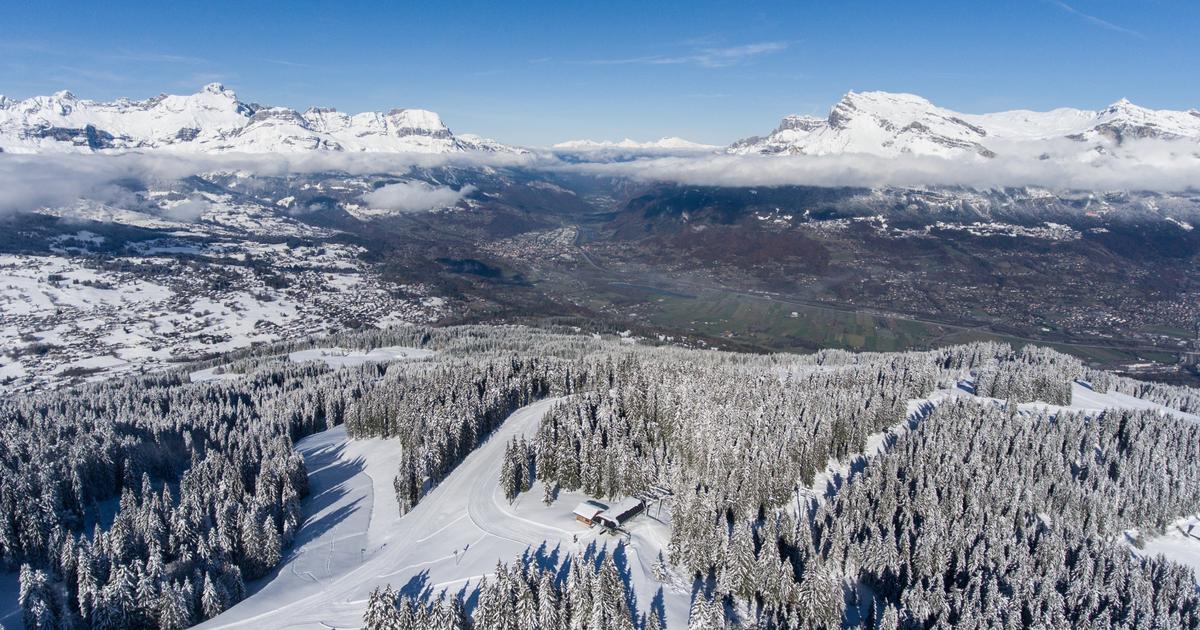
<box><xmin>201</xmin><ymin>82</ymin><xmax>232</xmax><ymax>96</ymax></box>
<box><xmin>387</xmin><ymin>108</ymin><xmax>445</xmax><ymax>126</ymax></box>
<box><xmin>730</xmin><ymin>91</ymin><xmax>1200</xmax><ymax>159</ymax></box>
<box><xmin>1102</xmin><ymin>97</ymin><xmax>1146</xmax><ymax>115</ymax></box>
<box><xmin>840</xmin><ymin>90</ymin><xmax>933</xmax><ymax>106</ymax></box>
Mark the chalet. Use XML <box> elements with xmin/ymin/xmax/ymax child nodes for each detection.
<box><xmin>572</xmin><ymin>500</ymin><xmax>608</xmax><ymax>526</ymax></box>
<box><xmin>594</xmin><ymin>497</ymin><xmax>645</xmax><ymax>530</ymax></box>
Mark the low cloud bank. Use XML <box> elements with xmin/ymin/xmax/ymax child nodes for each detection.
<box><xmin>0</xmin><ymin>150</ymin><xmax>528</xmax><ymax>215</ymax></box>
<box><xmin>0</xmin><ymin>139</ymin><xmax>1196</xmax><ymax>216</ymax></box>
<box><xmin>360</xmin><ymin>181</ymin><xmax>476</xmax><ymax>212</ymax></box>
<box><xmin>556</xmin><ymin>139</ymin><xmax>1200</xmax><ymax>192</ymax></box>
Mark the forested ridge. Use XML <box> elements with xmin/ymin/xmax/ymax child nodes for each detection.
<box><xmin>1</xmin><ymin>326</ymin><xmax>1198</xmax><ymax>629</ymax></box>
<box><xmin>1</xmin><ymin>325</ymin><xmax>634</xmax><ymax>628</ymax></box>
<box><xmin>365</xmin><ymin>339</ymin><xmax>1200</xmax><ymax>629</ymax></box>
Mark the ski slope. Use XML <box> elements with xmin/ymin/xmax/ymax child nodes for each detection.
<box><xmin>286</xmin><ymin>346</ymin><xmax>435</xmax><ymax>369</ymax></box>
<box><xmin>1135</xmin><ymin>514</ymin><xmax>1200</xmax><ymax>582</ymax></box>
<box><xmin>197</xmin><ymin>373</ymin><xmax>1200</xmax><ymax>629</ymax></box>
<box><xmin>1068</xmin><ymin>382</ymin><xmax>1200</xmax><ymax>423</ymax></box>
<box><xmin>190</xmin><ymin>346</ymin><xmax>435</xmax><ymax>382</ymax></box>
<box><xmin>198</xmin><ymin>397</ymin><xmax>691</xmax><ymax>629</ymax></box>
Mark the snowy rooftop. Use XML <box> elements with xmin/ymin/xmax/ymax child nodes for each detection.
<box><xmin>594</xmin><ymin>497</ymin><xmax>646</xmax><ymax>528</ymax></box>
<box><xmin>572</xmin><ymin>502</ymin><xmax>605</xmax><ymax>520</ymax></box>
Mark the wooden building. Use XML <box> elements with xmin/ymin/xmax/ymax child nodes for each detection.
<box><xmin>572</xmin><ymin>500</ymin><xmax>607</xmax><ymax>526</ymax></box>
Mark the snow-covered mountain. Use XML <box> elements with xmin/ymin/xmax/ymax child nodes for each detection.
<box><xmin>0</xmin><ymin>83</ymin><xmax>523</xmax><ymax>154</ymax></box>
<box><xmin>554</xmin><ymin>136</ymin><xmax>718</xmax><ymax>151</ymax></box>
<box><xmin>730</xmin><ymin>91</ymin><xmax>1200</xmax><ymax>160</ymax></box>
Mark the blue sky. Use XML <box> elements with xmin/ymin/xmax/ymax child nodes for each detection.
<box><xmin>1</xmin><ymin>0</ymin><xmax>1195</xmax><ymax>146</ymax></box>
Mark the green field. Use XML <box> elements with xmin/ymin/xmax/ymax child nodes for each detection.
<box><xmin>648</xmin><ymin>291</ymin><xmax>948</xmax><ymax>353</ymax></box>
<box><xmin>643</xmin><ymin>289</ymin><xmax>1178</xmax><ymax>367</ymax></box>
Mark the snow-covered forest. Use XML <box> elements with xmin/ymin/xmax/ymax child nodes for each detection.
<box><xmin>1</xmin><ymin>327</ymin><xmax>1198</xmax><ymax>628</ymax></box>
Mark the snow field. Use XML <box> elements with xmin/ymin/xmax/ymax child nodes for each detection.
<box><xmin>2</xmin><ymin>244</ymin><xmax>446</xmax><ymax>390</ymax></box>
<box><xmin>190</xmin><ymin>346</ymin><xmax>435</xmax><ymax>382</ymax></box>
<box><xmin>1131</xmin><ymin>515</ymin><xmax>1200</xmax><ymax>582</ymax></box>
<box><xmin>287</xmin><ymin>346</ymin><xmax>436</xmax><ymax>369</ymax></box>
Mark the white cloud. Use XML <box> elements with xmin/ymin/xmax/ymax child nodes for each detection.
<box><xmin>0</xmin><ymin>151</ymin><xmax>528</xmax><ymax>215</ymax></box>
<box><xmin>161</xmin><ymin>195</ymin><xmax>210</xmax><ymax>221</ymax></box>
<box><xmin>1049</xmin><ymin>1</ymin><xmax>1145</xmax><ymax>39</ymax></box>
<box><xmin>0</xmin><ymin>140</ymin><xmax>1196</xmax><ymax>219</ymax></box>
<box><xmin>554</xmin><ymin>139</ymin><xmax>1200</xmax><ymax>192</ymax></box>
<box><xmin>589</xmin><ymin>41</ymin><xmax>788</xmax><ymax>68</ymax></box>
<box><xmin>360</xmin><ymin>181</ymin><xmax>476</xmax><ymax>213</ymax></box>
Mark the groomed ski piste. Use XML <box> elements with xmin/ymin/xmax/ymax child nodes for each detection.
<box><xmin>196</xmin><ymin>397</ymin><xmax>691</xmax><ymax>629</ymax></box>
<box><xmin>185</xmin><ymin>362</ymin><xmax>1200</xmax><ymax>630</ymax></box>
<box><xmin>189</xmin><ymin>346</ymin><xmax>437</xmax><ymax>382</ymax></box>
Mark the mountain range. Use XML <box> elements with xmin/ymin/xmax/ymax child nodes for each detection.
<box><xmin>2</xmin><ymin>85</ymin><xmax>1198</xmax><ymax>164</ymax></box>
<box><xmin>0</xmin><ymin>83</ymin><xmax>521</xmax><ymax>154</ymax></box>
<box><xmin>730</xmin><ymin>91</ymin><xmax>1200</xmax><ymax>161</ymax></box>
<box><xmin>552</xmin><ymin>137</ymin><xmax>718</xmax><ymax>151</ymax></box>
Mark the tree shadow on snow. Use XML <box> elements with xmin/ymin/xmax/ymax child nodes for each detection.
<box><xmin>241</xmin><ymin>441</ymin><xmax>369</xmax><ymax>595</ymax></box>
<box><xmin>240</xmin><ymin>499</ymin><xmax>366</xmax><ymax>597</ymax></box>
<box><xmin>524</xmin><ymin>541</ymin><xmax>563</xmax><ymax>575</ymax></box>
<box><xmin>399</xmin><ymin>570</ymin><xmax>433</xmax><ymax>601</ymax></box>
<box><xmin>609</xmin><ymin>542</ymin><xmax>640</xmax><ymax>621</ymax></box>
<box><xmin>459</xmin><ymin>581</ymin><xmax>483</xmax><ymax>616</ymax></box>
<box><xmin>648</xmin><ymin>587</ymin><xmax>667</xmax><ymax>630</ymax></box>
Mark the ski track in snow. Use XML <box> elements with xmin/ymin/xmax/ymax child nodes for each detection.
<box><xmin>1130</xmin><ymin>514</ymin><xmax>1200</xmax><ymax>582</ymax></box>
<box><xmin>198</xmin><ymin>397</ymin><xmax>692</xmax><ymax>629</ymax></box>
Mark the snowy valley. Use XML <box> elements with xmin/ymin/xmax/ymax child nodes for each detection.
<box><xmin>7</xmin><ymin>0</ymin><xmax>1200</xmax><ymax>627</ymax></box>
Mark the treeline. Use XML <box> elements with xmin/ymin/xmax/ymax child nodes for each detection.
<box><xmin>0</xmin><ymin>324</ymin><xmax>648</xmax><ymax>629</ymax></box>
<box><xmin>532</xmin><ymin>352</ymin><xmax>942</xmax><ymax>563</ymax></box>
<box><xmin>1108</xmin><ymin>373</ymin><xmax>1200</xmax><ymax>414</ymax></box>
<box><xmin>791</xmin><ymin>401</ymin><xmax>1200</xmax><ymax>628</ymax></box>
<box><xmin>1</xmin><ymin>359</ymin><xmax>377</xmax><ymax>628</ymax></box>
<box><xmin>972</xmin><ymin>345</ymin><xmax>1082</xmax><ymax>404</ymax></box>
<box><xmin>6</xmin><ymin>322</ymin><xmax>1193</xmax><ymax>629</ymax></box>
<box><xmin>645</xmin><ymin>400</ymin><xmax>1200</xmax><ymax>628</ymax></box>
<box><xmin>363</xmin><ymin>546</ymin><xmax>647</xmax><ymax>630</ymax></box>
<box><xmin>342</xmin><ymin>357</ymin><xmax>560</xmax><ymax>514</ymax></box>
<box><xmin>509</xmin><ymin>340</ymin><xmax>1200</xmax><ymax>627</ymax></box>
